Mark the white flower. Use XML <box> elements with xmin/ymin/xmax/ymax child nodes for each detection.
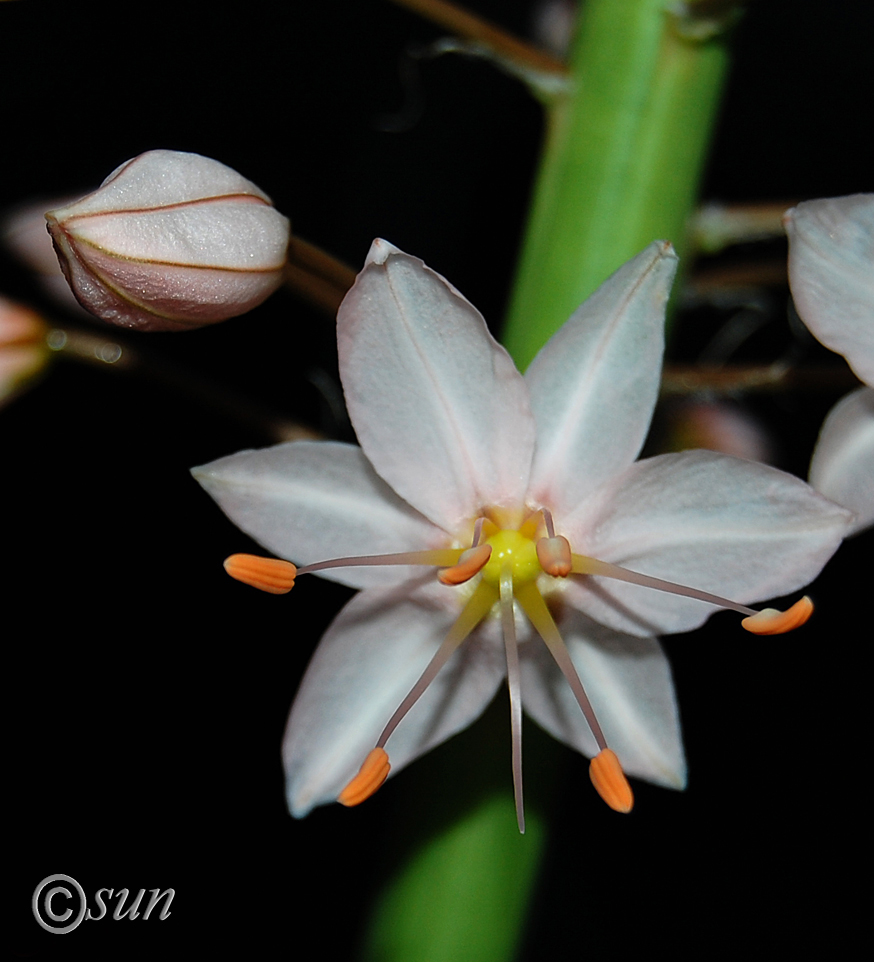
<box><xmin>193</xmin><ymin>240</ymin><xmax>850</xmax><ymax>829</ymax></box>
<box><xmin>46</xmin><ymin>150</ymin><xmax>290</xmax><ymax>331</ymax></box>
<box><xmin>785</xmin><ymin>193</ymin><xmax>874</xmax><ymax>534</ymax></box>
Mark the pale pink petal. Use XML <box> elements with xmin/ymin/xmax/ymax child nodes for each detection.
<box><xmin>786</xmin><ymin>194</ymin><xmax>874</xmax><ymax>385</ymax></box>
<box><xmin>560</xmin><ymin>450</ymin><xmax>852</xmax><ymax>636</ymax></box>
<box><xmin>283</xmin><ymin>583</ymin><xmax>506</xmax><ymax>817</ymax></box>
<box><xmin>53</xmin><ymin>149</ymin><xmax>274</xmax><ymax>214</ymax></box>
<box><xmin>520</xmin><ymin>612</ymin><xmax>686</xmax><ymax>789</ymax></box>
<box><xmin>809</xmin><ymin>386</ymin><xmax>874</xmax><ymax>534</ymax></box>
<box><xmin>338</xmin><ymin>240</ymin><xmax>535</xmax><ymax>532</ymax></box>
<box><xmin>525</xmin><ymin>242</ymin><xmax>677</xmax><ymax>515</ymax></box>
<box><xmin>191</xmin><ymin>440</ymin><xmax>444</xmax><ymax>589</ymax></box>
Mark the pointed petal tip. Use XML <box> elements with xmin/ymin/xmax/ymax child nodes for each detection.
<box><xmin>652</xmin><ymin>239</ymin><xmax>677</xmax><ymax>259</ymax></box>
<box><xmin>363</xmin><ymin>238</ymin><xmax>404</xmax><ymax>268</ymax></box>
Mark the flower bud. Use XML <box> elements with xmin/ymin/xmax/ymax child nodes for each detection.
<box><xmin>0</xmin><ymin>296</ymin><xmax>50</xmax><ymax>407</ymax></box>
<box><xmin>45</xmin><ymin>150</ymin><xmax>290</xmax><ymax>332</ymax></box>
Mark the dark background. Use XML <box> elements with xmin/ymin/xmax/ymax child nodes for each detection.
<box><xmin>4</xmin><ymin>1</ymin><xmax>870</xmax><ymax>958</ymax></box>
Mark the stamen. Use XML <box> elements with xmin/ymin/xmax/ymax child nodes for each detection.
<box><xmin>571</xmin><ymin>553</ymin><xmax>757</xmax><ymax>616</ymax></box>
<box><xmin>572</xmin><ymin>553</ymin><xmax>815</xmax><ymax>633</ymax></box>
<box><xmin>536</xmin><ymin>536</ymin><xmax>572</xmax><ymax>577</ymax></box>
<box><xmin>337</xmin><ymin>584</ymin><xmax>496</xmax><ymax>808</ymax></box>
<box><xmin>500</xmin><ymin>566</ymin><xmax>526</xmax><ymax>834</ymax></box>
<box><xmin>376</xmin><ymin>581</ymin><xmax>498</xmax><ymax>749</ymax></box>
<box><xmin>471</xmin><ymin>516</ymin><xmax>485</xmax><ymax>547</ymax></box>
<box><xmin>742</xmin><ymin>596</ymin><xmax>813</xmax><ymax>635</ymax></box>
<box><xmin>223</xmin><ymin>553</ymin><xmax>297</xmax><ymax>594</ymax></box>
<box><xmin>297</xmin><ymin>548</ymin><xmax>462</xmax><ymax>577</ymax></box>
<box><xmin>589</xmin><ymin>749</ymin><xmax>634</xmax><ymax>814</ymax></box>
<box><xmin>514</xmin><ymin>582</ymin><xmax>608</xmax><ymax>751</ymax></box>
<box><xmin>541</xmin><ymin>507</ymin><xmax>557</xmax><ymax>540</ymax></box>
<box><xmin>438</xmin><ymin>544</ymin><xmax>492</xmax><ymax>585</ymax></box>
<box><xmin>338</xmin><ymin>748</ymin><xmax>391</xmax><ymax>807</ymax></box>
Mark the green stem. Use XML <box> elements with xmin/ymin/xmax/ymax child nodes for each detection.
<box><xmin>360</xmin><ymin>4</ymin><xmax>738</xmax><ymax>961</ymax></box>
<box><xmin>358</xmin><ymin>700</ymin><xmax>552</xmax><ymax>962</ymax></box>
<box><xmin>502</xmin><ymin>0</ymin><xmax>737</xmax><ymax>370</ymax></box>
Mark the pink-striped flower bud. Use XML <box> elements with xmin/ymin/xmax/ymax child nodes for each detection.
<box><xmin>45</xmin><ymin>150</ymin><xmax>290</xmax><ymax>332</ymax></box>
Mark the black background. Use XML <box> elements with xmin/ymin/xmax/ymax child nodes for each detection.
<box><xmin>4</xmin><ymin>1</ymin><xmax>870</xmax><ymax>958</ymax></box>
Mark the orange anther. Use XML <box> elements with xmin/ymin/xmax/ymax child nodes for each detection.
<box><xmin>536</xmin><ymin>536</ymin><xmax>572</xmax><ymax>577</ymax></box>
<box><xmin>438</xmin><ymin>544</ymin><xmax>492</xmax><ymax>586</ymax></box>
<box><xmin>338</xmin><ymin>748</ymin><xmax>391</xmax><ymax>807</ymax></box>
<box><xmin>589</xmin><ymin>748</ymin><xmax>634</xmax><ymax>813</ymax></box>
<box><xmin>223</xmin><ymin>553</ymin><xmax>297</xmax><ymax>594</ymax></box>
<box><xmin>741</xmin><ymin>596</ymin><xmax>814</xmax><ymax>635</ymax></box>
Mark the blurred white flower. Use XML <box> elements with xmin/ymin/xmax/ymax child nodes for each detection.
<box><xmin>785</xmin><ymin>193</ymin><xmax>874</xmax><ymax>533</ymax></box>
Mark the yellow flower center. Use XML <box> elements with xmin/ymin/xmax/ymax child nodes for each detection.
<box><xmin>480</xmin><ymin>529</ymin><xmax>542</xmax><ymax>588</ymax></box>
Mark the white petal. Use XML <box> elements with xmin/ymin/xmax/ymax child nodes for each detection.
<box><xmin>519</xmin><ymin>613</ymin><xmax>686</xmax><ymax>789</ymax></box>
<box><xmin>191</xmin><ymin>440</ymin><xmax>443</xmax><ymax>588</ymax></box>
<box><xmin>809</xmin><ymin>386</ymin><xmax>874</xmax><ymax>535</ymax></box>
<box><xmin>283</xmin><ymin>583</ymin><xmax>506</xmax><ymax>816</ymax></box>
<box><xmin>61</xmin><ymin>200</ymin><xmax>288</xmax><ymax>270</ymax></box>
<box><xmin>561</xmin><ymin>450</ymin><xmax>852</xmax><ymax>635</ymax></box>
<box><xmin>338</xmin><ymin>240</ymin><xmax>535</xmax><ymax>532</ymax></box>
<box><xmin>50</xmin><ymin>149</ymin><xmax>274</xmax><ymax>215</ymax></box>
<box><xmin>525</xmin><ymin>242</ymin><xmax>677</xmax><ymax>515</ymax></box>
<box><xmin>786</xmin><ymin>194</ymin><xmax>874</xmax><ymax>385</ymax></box>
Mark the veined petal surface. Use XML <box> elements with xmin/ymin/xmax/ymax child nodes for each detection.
<box><xmin>520</xmin><ymin>612</ymin><xmax>686</xmax><ymax>789</ymax></box>
<box><xmin>191</xmin><ymin>440</ymin><xmax>443</xmax><ymax>589</ymax></box>
<box><xmin>338</xmin><ymin>240</ymin><xmax>535</xmax><ymax>532</ymax></box>
<box><xmin>786</xmin><ymin>194</ymin><xmax>874</xmax><ymax>386</ymax></box>
<box><xmin>54</xmin><ymin>149</ymin><xmax>273</xmax><ymax>215</ymax></box>
<box><xmin>525</xmin><ymin>242</ymin><xmax>677</xmax><ymax>515</ymax></box>
<box><xmin>809</xmin><ymin>386</ymin><xmax>874</xmax><ymax>534</ymax></box>
<box><xmin>283</xmin><ymin>583</ymin><xmax>506</xmax><ymax>817</ymax></box>
<box><xmin>561</xmin><ymin>450</ymin><xmax>852</xmax><ymax>635</ymax></box>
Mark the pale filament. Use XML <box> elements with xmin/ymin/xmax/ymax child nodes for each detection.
<box><xmin>375</xmin><ymin>581</ymin><xmax>497</xmax><ymax>750</ymax></box>
<box><xmin>296</xmin><ymin>548</ymin><xmax>463</xmax><ymax>576</ymax></box>
<box><xmin>572</xmin><ymin>553</ymin><xmax>759</xmax><ymax>617</ymax></box>
<box><xmin>500</xmin><ymin>566</ymin><xmax>526</xmax><ymax>834</ymax></box>
<box><xmin>514</xmin><ymin>581</ymin><xmax>608</xmax><ymax>751</ymax></box>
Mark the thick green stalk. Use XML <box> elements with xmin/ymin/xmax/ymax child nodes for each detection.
<box><xmin>362</xmin><ymin>793</ymin><xmax>545</xmax><ymax>962</ymax></box>
<box><xmin>503</xmin><ymin>0</ymin><xmax>736</xmax><ymax>370</ymax></box>
<box><xmin>359</xmin><ymin>701</ymin><xmax>553</xmax><ymax>962</ymax></box>
<box><xmin>360</xmin><ymin>4</ymin><xmax>737</xmax><ymax>961</ymax></box>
